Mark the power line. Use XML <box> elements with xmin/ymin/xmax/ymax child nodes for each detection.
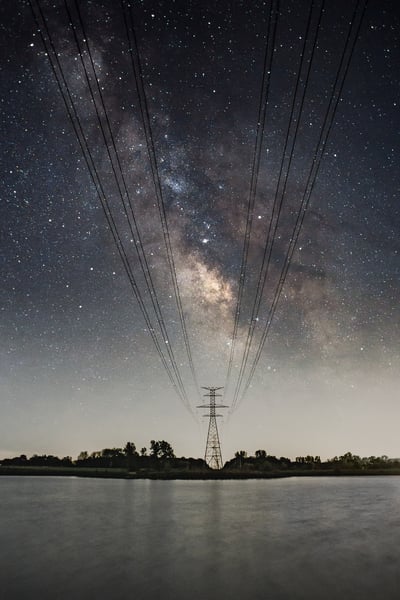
<box><xmin>29</xmin><ymin>0</ymin><xmax>368</xmax><ymax>414</ymax></box>
<box><xmin>71</xmin><ymin>0</ymin><xmax>197</xmax><ymax>410</ymax></box>
<box><xmin>237</xmin><ymin>0</ymin><xmax>369</xmax><ymax>406</ymax></box>
<box><xmin>121</xmin><ymin>0</ymin><xmax>200</xmax><ymax>398</ymax></box>
<box><xmin>29</xmin><ymin>0</ymin><xmax>195</xmax><ymax>414</ymax></box>
<box><xmin>224</xmin><ymin>0</ymin><xmax>280</xmax><ymax>396</ymax></box>
<box><xmin>64</xmin><ymin>0</ymin><xmax>191</xmax><ymax>408</ymax></box>
<box><xmin>230</xmin><ymin>0</ymin><xmax>324</xmax><ymax>411</ymax></box>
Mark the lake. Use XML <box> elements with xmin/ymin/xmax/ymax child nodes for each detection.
<box><xmin>1</xmin><ymin>476</ymin><xmax>400</xmax><ymax>599</ymax></box>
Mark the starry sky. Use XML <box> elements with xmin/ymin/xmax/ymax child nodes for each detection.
<box><xmin>1</xmin><ymin>0</ymin><xmax>399</xmax><ymax>461</ymax></box>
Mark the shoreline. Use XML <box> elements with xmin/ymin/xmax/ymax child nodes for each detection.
<box><xmin>2</xmin><ymin>466</ymin><xmax>400</xmax><ymax>480</ymax></box>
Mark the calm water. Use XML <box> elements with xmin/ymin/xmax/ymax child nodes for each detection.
<box><xmin>1</xmin><ymin>476</ymin><xmax>400</xmax><ymax>599</ymax></box>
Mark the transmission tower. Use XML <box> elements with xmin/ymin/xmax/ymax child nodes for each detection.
<box><xmin>197</xmin><ymin>387</ymin><xmax>228</xmax><ymax>470</ymax></box>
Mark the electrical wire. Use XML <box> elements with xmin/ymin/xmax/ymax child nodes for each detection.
<box><xmin>29</xmin><ymin>0</ymin><xmax>195</xmax><ymax>415</ymax></box>
<box><xmin>237</xmin><ymin>0</ymin><xmax>369</xmax><ymax>406</ymax></box>
<box><xmin>120</xmin><ymin>0</ymin><xmax>201</xmax><ymax>398</ymax></box>
<box><xmin>64</xmin><ymin>0</ymin><xmax>195</xmax><ymax>409</ymax></box>
<box><xmin>230</xmin><ymin>0</ymin><xmax>324</xmax><ymax>411</ymax></box>
<box><xmin>223</xmin><ymin>0</ymin><xmax>280</xmax><ymax>397</ymax></box>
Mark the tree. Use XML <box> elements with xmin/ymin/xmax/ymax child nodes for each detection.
<box><xmin>235</xmin><ymin>450</ymin><xmax>247</xmax><ymax>469</ymax></box>
<box><xmin>124</xmin><ymin>442</ymin><xmax>137</xmax><ymax>471</ymax></box>
<box><xmin>150</xmin><ymin>440</ymin><xmax>175</xmax><ymax>460</ymax></box>
<box><xmin>101</xmin><ymin>448</ymin><xmax>124</xmax><ymax>458</ymax></box>
<box><xmin>235</xmin><ymin>451</ymin><xmax>247</xmax><ymax>459</ymax></box>
<box><xmin>124</xmin><ymin>442</ymin><xmax>136</xmax><ymax>457</ymax></box>
<box><xmin>150</xmin><ymin>440</ymin><xmax>160</xmax><ymax>458</ymax></box>
<box><xmin>159</xmin><ymin>440</ymin><xmax>175</xmax><ymax>459</ymax></box>
<box><xmin>255</xmin><ymin>449</ymin><xmax>267</xmax><ymax>459</ymax></box>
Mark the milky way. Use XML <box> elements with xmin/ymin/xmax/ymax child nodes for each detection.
<box><xmin>1</xmin><ymin>0</ymin><xmax>399</xmax><ymax>460</ymax></box>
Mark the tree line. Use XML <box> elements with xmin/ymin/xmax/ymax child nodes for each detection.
<box><xmin>2</xmin><ymin>446</ymin><xmax>399</xmax><ymax>473</ymax></box>
<box><xmin>0</xmin><ymin>440</ymin><xmax>205</xmax><ymax>472</ymax></box>
<box><xmin>224</xmin><ymin>450</ymin><xmax>400</xmax><ymax>471</ymax></box>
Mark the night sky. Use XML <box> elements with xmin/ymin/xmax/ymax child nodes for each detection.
<box><xmin>1</xmin><ymin>0</ymin><xmax>399</xmax><ymax>461</ymax></box>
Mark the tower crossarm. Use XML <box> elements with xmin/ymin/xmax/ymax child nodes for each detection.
<box><xmin>196</xmin><ymin>404</ymin><xmax>228</xmax><ymax>409</ymax></box>
<box><xmin>201</xmin><ymin>386</ymin><xmax>224</xmax><ymax>391</ymax></box>
<box><xmin>201</xmin><ymin>413</ymin><xmax>225</xmax><ymax>417</ymax></box>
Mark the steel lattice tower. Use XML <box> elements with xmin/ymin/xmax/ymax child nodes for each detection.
<box><xmin>197</xmin><ymin>387</ymin><xmax>228</xmax><ymax>470</ymax></box>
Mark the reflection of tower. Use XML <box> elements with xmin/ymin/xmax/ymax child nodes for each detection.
<box><xmin>197</xmin><ymin>387</ymin><xmax>228</xmax><ymax>470</ymax></box>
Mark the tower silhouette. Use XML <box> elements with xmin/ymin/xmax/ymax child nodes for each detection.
<box><xmin>197</xmin><ymin>387</ymin><xmax>228</xmax><ymax>469</ymax></box>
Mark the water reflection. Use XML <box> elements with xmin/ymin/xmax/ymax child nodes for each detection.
<box><xmin>1</xmin><ymin>476</ymin><xmax>400</xmax><ymax>599</ymax></box>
